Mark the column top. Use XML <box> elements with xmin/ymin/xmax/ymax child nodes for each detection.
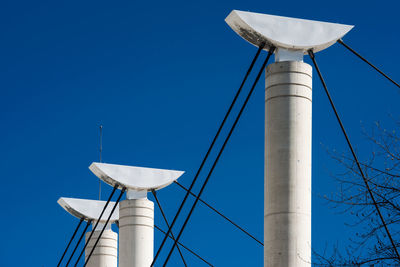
<box><xmin>225</xmin><ymin>10</ymin><xmax>353</xmax><ymax>54</ymax></box>
<box><xmin>89</xmin><ymin>162</ymin><xmax>184</xmax><ymax>193</ymax></box>
<box><xmin>266</xmin><ymin>61</ymin><xmax>312</xmax><ymax>76</ymax></box>
<box><xmin>58</xmin><ymin>197</ymin><xmax>119</xmax><ymax>223</ymax></box>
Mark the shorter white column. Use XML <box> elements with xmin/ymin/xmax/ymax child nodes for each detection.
<box><xmin>85</xmin><ymin>229</ymin><xmax>118</xmax><ymax>267</ymax></box>
<box><xmin>119</xmin><ymin>198</ymin><xmax>154</xmax><ymax>267</ymax></box>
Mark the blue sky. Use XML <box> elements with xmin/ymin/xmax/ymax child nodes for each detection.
<box><xmin>1</xmin><ymin>0</ymin><xmax>400</xmax><ymax>266</ymax></box>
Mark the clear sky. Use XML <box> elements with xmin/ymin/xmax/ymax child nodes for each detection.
<box><xmin>1</xmin><ymin>0</ymin><xmax>400</xmax><ymax>266</ymax></box>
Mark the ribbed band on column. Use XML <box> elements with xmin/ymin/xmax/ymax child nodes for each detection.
<box><xmin>266</xmin><ymin>61</ymin><xmax>312</xmax><ymax>103</ymax></box>
<box><xmin>119</xmin><ymin>199</ymin><xmax>154</xmax><ymax>229</ymax></box>
<box><xmin>119</xmin><ymin>199</ymin><xmax>154</xmax><ymax>267</ymax></box>
<box><xmin>84</xmin><ymin>230</ymin><xmax>118</xmax><ymax>267</ymax></box>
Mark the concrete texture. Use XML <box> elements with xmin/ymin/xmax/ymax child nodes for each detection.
<box><xmin>89</xmin><ymin>162</ymin><xmax>184</xmax><ymax>191</ymax></box>
<box><xmin>265</xmin><ymin>61</ymin><xmax>312</xmax><ymax>266</ymax></box>
<box><xmin>58</xmin><ymin>197</ymin><xmax>119</xmax><ymax>223</ymax></box>
<box><xmin>119</xmin><ymin>198</ymin><xmax>154</xmax><ymax>267</ymax></box>
<box><xmin>225</xmin><ymin>10</ymin><xmax>353</xmax><ymax>53</ymax></box>
<box><xmin>84</xmin><ymin>229</ymin><xmax>118</xmax><ymax>267</ymax></box>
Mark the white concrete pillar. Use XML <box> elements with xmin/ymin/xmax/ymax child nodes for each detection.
<box><xmin>119</xmin><ymin>198</ymin><xmax>154</xmax><ymax>267</ymax></box>
<box><xmin>265</xmin><ymin>61</ymin><xmax>312</xmax><ymax>266</ymax></box>
<box><xmin>84</xmin><ymin>229</ymin><xmax>118</xmax><ymax>267</ymax></box>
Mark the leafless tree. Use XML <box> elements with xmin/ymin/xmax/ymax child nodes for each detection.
<box><xmin>314</xmin><ymin>119</ymin><xmax>400</xmax><ymax>266</ymax></box>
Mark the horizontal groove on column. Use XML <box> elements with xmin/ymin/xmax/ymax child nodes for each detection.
<box><xmin>266</xmin><ymin>70</ymin><xmax>312</xmax><ymax>79</ymax></box>
<box><xmin>266</xmin><ymin>95</ymin><xmax>312</xmax><ymax>103</ymax></box>
<box><xmin>266</xmin><ymin>83</ymin><xmax>312</xmax><ymax>91</ymax></box>
<box><xmin>119</xmin><ymin>223</ymin><xmax>154</xmax><ymax>229</ymax></box>
<box><xmin>119</xmin><ymin>215</ymin><xmax>154</xmax><ymax>220</ymax></box>
<box><xmin>85</xmin><ymin>253</ymin><xmax>118</xmax><ymax>259</ymax></box>
<box><xmin>86</xmin><ymin>236</ymin><xmax>117</xmax><ymax>241</ymax></box>
<box><xmin>120</xmin><ymin>206</ymin><xmax>154</xmax><ymax>212</ymax></box>
<box><xmin>85</xmin><ymin>245</ymin><xmax>118</xmax><ymax>250</ymax></box>
<box><xmin>264</xmin><ymin>211</ymin><xmax>312</xmax><ymax>218</ymax></box>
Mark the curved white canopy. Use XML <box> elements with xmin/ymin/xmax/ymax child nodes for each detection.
<box><xmin>225</xmin><ymin>10</ymin><xmax>353</xmax><ymax>53</ymax></box>
<box><xmin>89</xmin><ymin>162</ymin><xmax>184</xmax><ymax>191</ymax></box>
<box><xmin>58</xmin><ymin>197</ymin><xmax>119</xmax><ymax>223</ymax></box>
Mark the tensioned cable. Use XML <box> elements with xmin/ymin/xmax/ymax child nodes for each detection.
<box><xmin>151</xmin><ymin>44</ymin><xmax>265</xmax><ymax>266</ymax></box>
<box><xmin>174</xmin><ymin>181</ymin><xmax>263</xmax><ymax>246</ymax></box>
<box><xmin>308</xmin><ymin>49</ymin><xmax>400</xmax><ymax>261</ymax></box>
<box><xmin>57</xmin><ymin>218</ymin><xmax>84</xmax><ymax>267</ymax></box>
<box><xmin>65</xmin><ymin>220</ymin><xmax>92</xmax><ymax>267</ymax></box>
<box><xmin>73</xmin><ymin>185</ymin><xmax>117</xmax><ymax>265</ymax></box>
<box><xmin>337</xmin><ymin>39</ymin><xmax>400</xmax><ymax>89</ymax></box>
<box><xmin>152</xmin><ymin>190</ymin><xmax>187</xmax><ymax>267</ymax></box>
<box><xmin>163</xmin><ymin>47</ymin><xmax>276</xmax><ymax>266</ymax></box>
<box><xmin>154</xmin><ymin>225</ymin><xmax>213</xmax><ymax>266</ymax></box>
<box><xmin>82</xmin><ymin>187</ymin><xmax>126</xmax><ymax>267</ymax></box>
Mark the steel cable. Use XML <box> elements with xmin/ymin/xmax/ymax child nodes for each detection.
<box><xmin>162</xmin><ymin>47</ymin><xmax>275</xmax><ymax>266</ymax></box>
<box><xmin>65</xmin><ymin>220</ymin><xmax>92</xmax><ymax>267</ymax></box>
<box><xmin>154</xmin><ymin>225</ymin><xmax>213</xmax><ymax>266</ymax></box>
<box><xmin>152</xmin><ymin>190</ymin><xmax>187</xmax><ymax>266</ymax></box>
<box><xmin>57</xmin><ymin>218</ymin><xmax>84</xmax><ymax>267</ymax></box>
<box><xmin>309</xmin><ymin>49</ymin><xmax>400</xmax><ymax>261</ymax></box>
<box><xmin>73</xmin><ymin>185</ymin><xmax>117</xmax><ymax>265</ymax></box>
<box><xmin>174</xmin><ymin>181</ymin><xmax>263</xmax><ymax>245</ymax></box>
<box><xmin>82</xmin><ymin>187</ymin><xmax>126</xmax><ymax>267</ymax></box>
<box><xmin>151</xmin><ymin>44</ymin><xmax>265</xmax><ymax>266</ymax></box>
<box><xmin>337</xmin><ymin>39</ymin><xmax>400</xmax><ymax>89</ymax></box>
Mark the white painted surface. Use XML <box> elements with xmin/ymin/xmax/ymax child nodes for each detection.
<box><xmin>85</xmin><ymin>229</ymin><xmax>118</xmax><ymax>267</ymax></box>
<box><xmin>126</xmin><ymin>189</ymin><xmax>148</xmax><ymax>199</ymax></box>
<box><xmin>92</xmin><ymin>222</ymin><xmax>112</xmax><ymax>230</ymax></box>
<box><xmin>58</xmin><ymin>197</ymin><xmax>119</xmax><ymax>223</ymax></box>
<box><xmin>89</xmin><ymin>162</ymin><xmax>184</xmax><ymax>191</ymax></box>
<box><xmin>119</xmin><ymin>198</ymin><xmax>154</xmax><ymax>267</ymax></box>
<box><xmin>225</xmin><ymin>10</ymin><xmax>353</xmax><ymax>53</ymax></box>
<box><xmin>265</xmin><ymin>61</ymin><xmax>312</xmax><ymax>266</ymax></box>
<box><xmin>275</xmin><ymin>48</ymin><xmax>304</xmax><ymax>62</ymax></box>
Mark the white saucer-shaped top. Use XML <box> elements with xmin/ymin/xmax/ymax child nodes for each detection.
<box><xmin>225</xmin><ymin>10</ymin><xmax>354</xmax><ymax>53</ymax></box>
<box><xmin>58</xmin><ymin>197</ymin><xmax>119</xmax><ymax>223</ymax></box>
<box><xmin>89</xmin><ymin>162</ymin><xmax>184</xmax><ymax>191</ymax></box>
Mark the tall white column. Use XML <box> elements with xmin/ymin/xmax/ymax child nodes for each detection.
<box><xmin>119</xmin><ymin>198</ymin><xmax>154</xmax><ymax>267</ymax></box>
<box><xmin>264</xmin><ymin>61</ymin><xmax>312</xmax><ymax>266</ymax></box>
<box><xmin>85</xmin><ymin>229</ymin><xmax>118</xmax><ymax>267</ymax></box>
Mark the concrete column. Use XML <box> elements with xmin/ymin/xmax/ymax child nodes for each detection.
<box><xmin>265</xmin><ymin>61</ymin><xmax>312</xmax><ymax>266</ymax></box>
<box><xmin>85</xmin><ymin>229</ymin><xmax>118</xmax><ymax>267</ymax></box>
<box><xmin>119</xmin><ymin>198</ymin><xmax>154</xmax><ymax>267</ymax></box>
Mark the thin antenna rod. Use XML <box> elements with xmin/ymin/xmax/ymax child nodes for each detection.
<box><xmin>99</xmin><ymin>125</ymin><xmax>103</xmax><ymax>200</ymax></box>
